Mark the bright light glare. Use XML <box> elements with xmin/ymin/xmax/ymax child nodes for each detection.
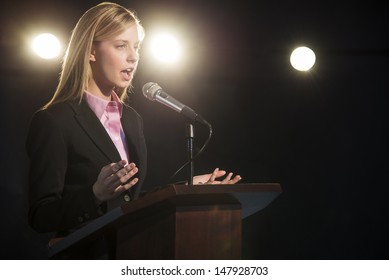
<box><xmin>290</xmin><ymin>46</ymin><xmax>316</xmax><ymax>71</ymax></box>
<box><xmin>32</xmin><ymin>33</ymin><xmax>61</xmax><ymax>59</ymax></box>
<box><xmin>150</xmin><ymin>33</ymin><xmax>181</xmax><ymax>63</ymax></box>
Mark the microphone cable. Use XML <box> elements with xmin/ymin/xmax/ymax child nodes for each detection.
<box><xmin>167</xmin><ymin>123</ymin><xmax>213</xmax><ymax>185</ymax></box>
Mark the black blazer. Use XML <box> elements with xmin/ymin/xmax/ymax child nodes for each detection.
<box><xmin>26</xmin><ymin>99</ymin><xmax>147</xmax><ymax>234</ymax></box>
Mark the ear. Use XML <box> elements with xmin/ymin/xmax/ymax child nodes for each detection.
<box><xmin>89</xmin><ymin>49</ymin><xmax>96</xmax><ymax>62</ymax></box>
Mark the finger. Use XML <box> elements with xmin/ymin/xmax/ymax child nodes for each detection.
<box><xmin>229</xmin><ymin>175</ymin><xmax>242</xmax><ymax>184</ymax></box>
<box><xmin>109</xmin><ymin>161</ymin><xmax>133</xmax><ymax>180</ymax></box>
<box><xmin>107</xmin><ymin>165</ymin><xmax>138</xmax><ymax>188</ymax></box>
<box><xmin>214</xmin><ymin>170</ymin><xmax>227</xmax><ymax>179</ymax></box>
<box><xmin>110</xmin><ymin>160</ymin><xmax>127</xmax><ymax>174</ymax></box>
<box><xmin>119</xmin><ymin>162</ymin><xmax>136</xmax><ymax>178</ymax></box>
<box><xmin>114</xmin><ymin>177</ymin><xmax>139</xmax><ymax>192</ymax></box>
<box><xmin>119</xmin><ymin>166</ymin><xmax>138</xmax><ymax>184</ymax></box>
<box><xmin>100</xmin><ymin>160</ymin><xmax>127</xmax><ymax>179</ymax></box>
<box><xmin>123</xmin><ymin>177</ymin><xmax>139</xmax><ymax>190</ymax></box>
<box><xmin>99</xmin><ymin>163</ymin><xmax>116</xmax><ymax>179</ymax></box>
<box><xmin>106</xmin><ymin>163</ymin><xmax>139</xmax><ymax>189</ymax></box>
<box><xmin>221</xmin><ymin>172</ymin><xmax>233</xmax><ymax>184</ymax></box>
<box><xmin>113</xmin><ymin>184</ymin><xmax>125</xmax><ymax>193</ymax></box>
<box><xmin>123</xmin><ymin>162</ymin><xmax>136</xmax><ymax>174</ymax></box>
<box><xmin>208</xmin><ymin>168</ymin><xmax>219</xmax><ymax>183</ymax></box>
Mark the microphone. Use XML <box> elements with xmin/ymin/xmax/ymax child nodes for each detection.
<box><xmin>142</xmin><ymin>82</ymin><xmax>211</xmax><ymax>128</ymax></box>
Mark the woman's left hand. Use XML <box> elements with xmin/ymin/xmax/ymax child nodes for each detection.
<box><xmin>193</xmin><ymin>168</ymin><xmax>241</xmax><ymax>185</ymax></box>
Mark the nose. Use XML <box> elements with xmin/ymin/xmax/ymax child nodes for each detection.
<box><xmin>127</xmin><ymin>47</ymin><xmax>139</xmax><ymax>64</ymax></box>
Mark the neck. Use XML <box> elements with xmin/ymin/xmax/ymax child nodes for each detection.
<box><xmin>87</xmin><ymin>81</ymin><xmax>113</xmax><ymax>101</ymax></box>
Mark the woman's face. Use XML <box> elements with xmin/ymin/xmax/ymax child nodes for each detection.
<box><xmin>89</xmin><ymin>24</ymin><xmax>140</xmax><ymax>95</ymax></box>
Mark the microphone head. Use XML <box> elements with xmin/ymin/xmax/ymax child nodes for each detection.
<box><xmin>142</xmin><ymin>82</ymin><xmax>162</xmax><ymax>101</ymax></box>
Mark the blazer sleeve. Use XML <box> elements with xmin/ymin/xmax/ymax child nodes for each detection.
<box><xmin>26</xmin><ymin>109</ymin><xmax>103</xmax><ymax>233</ymax></box>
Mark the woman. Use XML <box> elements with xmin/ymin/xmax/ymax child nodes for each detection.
<box><xmin>26</xmin><ymin>2</ymin><xmax>241</xmax><ymax>249</ymax></box>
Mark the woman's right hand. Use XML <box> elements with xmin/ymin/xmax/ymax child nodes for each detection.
<box><xmin>92</xmin><ymin>160</ymin><xmax>138</xmax><ymax>203</ymax></box>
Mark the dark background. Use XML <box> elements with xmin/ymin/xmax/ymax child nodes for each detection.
<box><xmin>1</xmin><ymin>0</ymin><xmax>388</xmax><ymax>259</ymax></box>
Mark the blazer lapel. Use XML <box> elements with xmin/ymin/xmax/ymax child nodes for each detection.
<box><xmin>121</xmin><ymin>105</ymin><xmax>147</xmax><ymax>200</ymax></box>
<box><xmin>121</xmin><ymin>106</ymin><xmax>141</xmax><ymax>166</ymax></box>
<box><xmin>70</xmin><ymin>99</ymin><xmax>121</xmax><ymax>163</ymax></box>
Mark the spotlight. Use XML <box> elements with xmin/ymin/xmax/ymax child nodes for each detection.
<box><xmin>31</xmin><ymin>33</ymin><xmax>61</xmax><ymax>60</ymax></box>
<box><xmin>290</xmin><ymin>46</ymin><xmax>316</xmax><ymax>71</ymax></box>
<box><xmin>150</xmin><ymin>33</ymin><xmax>181</xmax><ymax>63</ymax></box>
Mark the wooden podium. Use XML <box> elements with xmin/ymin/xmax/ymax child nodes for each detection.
<box><xmin>49</xmin><ymin>183</ymin><xmax>282</xmax><ymax>259</ymax></box>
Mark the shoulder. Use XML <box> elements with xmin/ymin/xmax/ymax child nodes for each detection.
<box><xmin>43</xmin><ymin>100</ymin><xmax>77</xmax><ymax>116</ymax></box>
<box><xmin>28</xmin><ymin>101</ymin><xmax>81</xmax><ymax>135</ymax></box>
<box><xmin>32</xmin><ymin>100</ymin><xmax>82</xmax><ymax>121</ymax></box>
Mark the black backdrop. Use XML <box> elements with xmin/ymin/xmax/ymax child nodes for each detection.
<box><xmin>1</xmin><ymin>0</ymin><xmax>388</xmax><ymax>259</ymax></box>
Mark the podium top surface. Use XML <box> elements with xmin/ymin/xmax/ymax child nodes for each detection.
<box><xmin>121</xmin><ymin>183</ymin><xmax>282</xmax><ymax>217</ymax></box>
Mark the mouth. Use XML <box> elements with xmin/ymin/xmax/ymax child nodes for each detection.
<box><xmin>121</xmin><ymin>67</ymin><xmax>134</xmax><ymax>81</ymax></box>
<box><xmin>121</xmin><ymin>67</ymin><xmax>134</xmax><ymax>75</ymax></box>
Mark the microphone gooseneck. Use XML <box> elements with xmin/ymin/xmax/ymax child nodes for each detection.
<box><xmin>142</xmin><ymin>82</ymin><xmax>211</xmax><ymax>128</ymax></box>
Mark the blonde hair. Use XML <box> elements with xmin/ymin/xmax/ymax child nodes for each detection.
<box><xmin>44</xmin><ymin>2</ymin><xmax>144</xmax><ymax>108</ymax></box>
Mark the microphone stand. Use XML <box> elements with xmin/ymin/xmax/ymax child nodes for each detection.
<box><xmin>186</xmin><ymin>123</ymin><xmax>194</xmax><ymax>185</ymax></box>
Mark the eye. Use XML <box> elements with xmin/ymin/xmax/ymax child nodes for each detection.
<box><xmin>116</xmin><ymin>43</ymin><xmax>127</xmax><ymax>49</ymax></box>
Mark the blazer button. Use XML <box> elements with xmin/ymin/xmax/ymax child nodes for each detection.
<box><xmin>123</xmin><ymin>194</ymin><xmax>131</xmax><ymax>202</ymax></box>
<box><xmin>77</xmin><ymin>216</ymin><xmax>84</xmax><ymax>223</ymax></box>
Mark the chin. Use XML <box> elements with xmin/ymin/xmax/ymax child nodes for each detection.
<box><xmin>116</xmin><ymin>81</ymin><xmax>132</xmax><ymax>89</ymax></box>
